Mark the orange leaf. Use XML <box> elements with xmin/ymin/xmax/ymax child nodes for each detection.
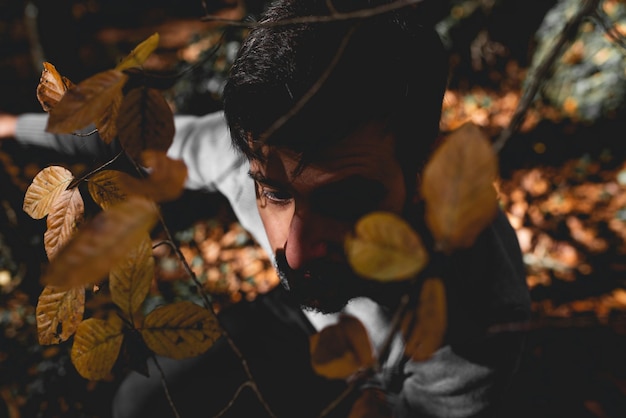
<box><xmin>44</xmin><ymin>188</ymin><xmax>84</xmax><ymax>261</ymax></box>
<box><xmin>345</xmin><ymin>211</ymin><xmax>428</xmax><ymax>281</ymax></box>
<box><xmin>140</xmin><ymin>301</ymin><xmax>222</xmax><ymax>359</ymax></box>
<box><xmin>23</xmin><ymin>166</ymin><xmax>73</xmax><ymax>219</ymax></box>
<box><xmin>36</xmin><ymin>62</ymin><xmax>75</xmax><ymax>112</ymax></box>
<box><xmin>402</xmin><ymin>278</ymin><xmax>447</xmax><ymax>361</ymax></box>
<box><xmin>110</xmin><ymin>234</ymin><xmax>154</xmax><ymax>317</ymax></box>
<box><xmin>46</xmin><ymin>69</ymin><xmax>129</xmax><ymax>134</ymax></box>
<box><xmin>421</xmin><ymin>122</ymin><xmax>499</xmax><ymax>253</ymax></box>
<box><xmin>71</xmin><ymin>315</ymin><xmax>124</xmax><ymax>380</ymax></box>
<box><xmin>87</xmin><ymin>170</ymin><xmax>128</xmax><ymax>209</ymax></box>
<box><xmin>41</xmin><ymin>196</ymin><xmax>159</xmax><ymax>289</ymax></box>
<box><xmin>117</xmin><ymin>87</ymin><xmax>174</xmax><ymax>160</ymax></box>
<box><xmin>36</xmin><ymin>285</ymin><xmax>85</xmax><ymax>345</ymax></box>
<box><xmin>115</xmin><ymin>33</ymin><xmax>160</xmax><ymax>71</ymax></box>
<box><xmin>348</xmin><ymin>388</ymin><xmax>393</xmax><ymax>418</ymax></box>
<box><xmin>95</xmin><ymin>92</ymin><xmax>122</xmax><ymax>144</ymax></box>
<box><xmin>119</xmin><ymin>151</ymin><xmax>188</xmax><ymax>202</ymax></box>
<box><xmin>310</xmin><ymin>314</ymin><xmax>374</xmax><ymax>380</ymax></box>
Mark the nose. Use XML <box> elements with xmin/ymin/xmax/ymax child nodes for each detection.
<box><xmin>284</xmin><ymin>209</ymin><xmax>329</xmax><ymax>271</ymax></box>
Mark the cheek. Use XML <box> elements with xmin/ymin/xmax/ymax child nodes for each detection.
<box><xmin>257</xmin><ymin>203</ymin><xmax>293</xmax><ymax>253</ymax></box>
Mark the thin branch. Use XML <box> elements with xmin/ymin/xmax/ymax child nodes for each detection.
<box><xmin>201</xmin><ymin>0</ymin><xmax>424</xmax><ymax>28</ymax></box>
<box><xmin>152</xmin><ymin>356</ymin><xmax>182</xmax><ymax>418</ymax></box>
<box><xmin>492</xmin><ymin>0</ymin><xmax>602</xmax><ymax>154</ymax></box>
<box><xmin>69</xmin><ymin>150</ymin><xmax>124</xmax><ymax>189</ymax></box>
<box><xmin>591</xmin><ymin>9</ymin><xmax>626</xmax><ymax>54</ymax></box>
<box><xmin>212</xmin><ymin>381</ymin><xmax>254</xmax><ymax>418</ymax></box>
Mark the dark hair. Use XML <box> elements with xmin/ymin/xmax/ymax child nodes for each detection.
<box><xmin>223</xmin><ymin>0</ymin><xmax>449</xmax><ymax>177</ymax></box>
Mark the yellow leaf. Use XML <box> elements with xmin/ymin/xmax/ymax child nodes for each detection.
<box><xmin>44</xmin><ymin>188</ymin><xmax>84</xmax><ymax>261</ymax></box>
<box><xmin>117</xmin><ymin>87</ymin><xmax>174</xmax><ymax>161</ymax></box>
<box><xmin>41</xmin><ymin>196</ymin><xmax>159</xmax><ymax>289</ymax></box>
<box><xmin>421</xmin><ymin>122</ymin><xmax>499</xmax><ymax>253</ymax></box>
<box><xmin>402</xmin><ymin>278</ymin><xmax>447</xmax><ymax>361</ymax></box>
<box><xmin>141</xmin><ymin>301</ymin><xmax>222</xmax><ymax>359</ymax></box>
<box><xmin>345</xmin><ymin>212</ymin><xmax>428</xmax><ymax>281</ymax></box>
<box><xmin>95</xmin><ymin>91</ymin><xmax>122</xmax><ymax>144</ymax></box>
<box><xmin>46</xmin><ymin>69</ymin><xmax>129</xmax><ymax>134</ymax></box>
<box><xmin>119</xmin><ymin>151</ymin><xmax>188</xmax><ymax>202</ymax></box>
<box><xmin>87</xmin><ymin>170</ymin><xmax>128</xmax><ymax>209</ymax></box>
<box><xmin>71</xmin><ymin>315</ymin><xmax>124</xmax><ymax>380</ymax></box>
<box><xmin>115</xmin><ymin>33</ymin><xmax>160</xmax><ymax>71</ymax></box>
<box><xmin>310</xmin><ymin>314</ymin><xmax>374</xmax><ymax>380</ymax></box>
<box><xmin>36</xmin><ymin>285</ymin><xmax>85</xmax><ymax>345</ymax></box>
<box><xmin>36</xmin><ymin>62</ymin><xmax>75</xmax><ymax>112</ymax></box>
<box><xmin>348</xmin><ymin>388</ymin><xmax>393</xmax><ymax>418</ymax></box>
<box><xmin>23</xmin><ymin>166</ymin><xmax>73</xmax><ymax>219</ymax></box>
<box><xmin>110</xmin><ymin>235</ymin><xmax>154</xmax><ymax>317</ymax></box>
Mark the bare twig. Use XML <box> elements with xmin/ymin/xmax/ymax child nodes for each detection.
<box><xmin>492</xmin><ymin>0</ymin><xmax>602</xmax><ymax>154</ymax></box>
<box><xmin>591</xmin><ymin>9</ymin><xmax>626</xmax><ymax>54</ymax></box>
<box><xmin>212</xmin><ymin>381</ymin><xmax>254</xmax><ymax>418</ymax></box>
<box><xmin>152</xmin><ymin>356</ymin><xmax>182</xmax><ymax>418</ymax></box>
<box><xmin>69</xmin><ymin>150</ymin><xmax>124</xmax><ymax>189</ymax></box>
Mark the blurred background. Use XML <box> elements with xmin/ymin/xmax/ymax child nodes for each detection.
<box><xmin>0</xmin><ymin>0</ymin><xmax>625</xmax><ymax>417</ymax></box>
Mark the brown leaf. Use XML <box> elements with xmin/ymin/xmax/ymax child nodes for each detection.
<box><xmin>23</xmin><ymin>166</ymin><xmax>73</xmax><ymax>219</ymax></box>
<box><xmin>348</xmin><ymin>388</ymin><xmax>393</xmax><ymax>418</ymax></box>
<box><xmin>36</xmin><ymin>62</ymin><xmax>75</xmax><ymax>112</ymax></box>
<box><xmin>310</xmin><ymin>314</ymin><xmax>374</xmax><ymax>380</ymax></box>
<box><xmin>421</xmin><ymin>122</ymin><xmax>499</xmax><ymax>253</ymax></box>
<box><xmin>36</xmin><ymin>285</ymin><xmax>85</xmax><ymax>345</ymax></box>
<box><xmin>402</xmin><ymin>278</ymin><xmax>447</xmax><ymax>361</ymax></box>
<box><xmin>87</xmin><ymin>170</ymin><xmax>128</xmax><ymax>209</ymax></box>
<box><xmin>141</xmin><ymin>301</ymin><xmax>222</xmax><ymax>359</ymax></box>
<box><xmin>71</xmin><ymin>315</ymin><xmax>124</xmax><ymax>380</ymax></box>
<box><xmin>44</xmin><ymin>188</ymin><xmax>84</xmax><ymax>261</ymax></box>
<box><xmin>41</xmin><ymin>196</ymin><xmax>159</xmax><ymax>289</ymax></box>
<box><xmin>115</xmin><ymin>33</ymin><xmax>160</xmax><ymax>71</ymax></box>
<box><xmin>110</xmin><ymin>234</ymin><xmax>154</xmax><ymax>317</ymax></box>
<box><xmin>345</xmin><ymin>211</ymin><xmax>428</xmax><ymax>281</ymax></box>
<box><xmin>119</xmin><ymin>151</ymin><xmax>188</xmax><ymax>202</ymax></box>
<box><xmin>46</xmin><ymin>69</ymin><xmax>129</xmax><ymax>134</ymax></box>
<box><xmin>95</xmin><ymin>92</ymin><xmax>123</xmax><ymax>144</ymax></box>
<box><xmin>117</xmin><ymin>87</ymin><xmax>174</xmax><ymax>160</ymax></box>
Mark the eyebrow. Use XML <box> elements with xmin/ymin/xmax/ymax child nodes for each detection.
<box><xmin>248</xmin><ymin>171</ymin><xmax>288</xmax><ymax>190</ymax></box>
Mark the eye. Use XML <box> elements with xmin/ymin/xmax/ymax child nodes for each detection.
<box><xmin>257</xmin><ymin>184</ymin><xmax>293</xmax><ymax>207</ymax></box>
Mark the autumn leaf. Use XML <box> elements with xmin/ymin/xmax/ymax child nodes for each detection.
<box><xmin>46</xmin><ymin>69</ymin><xmax>129</xmax><ymax>134</ymax></box>
<box><xmin>402</xmin><ymin>277</ymin><xmax>447</xmax><ymax>361</ymax></box>
<box><xmin>118</xmin><ymin>151</ymin><xmax>188</xmax><ymax>202</ymax></box>
<box><xmin>41</xmin><ymin>196</ymin><xmax>159</xmax><ymax>289</ymax></box>
<box><xmin>23</xmin><ymin>166</ymin><xmax>73</xmax><ymax>219</ymax></box>
<box><xmin>310</xmin><ymin>314</ymin><xmax>375</xmax><ymax>380</ymax></box>
<box><xmin>95</xmin><ymin>92</ymin><xmax>123</xmax><ymax>144</ymax></box>
<box><xmin>140</xmin><ymin>301</ymin><xmax>222</xmax><ymax>359</ymax></box>
<box><xmin>345</xmin><ymin>212</ymin><xmax>428</xmax><ymax>281</ymax></box>
<box><xmin>36</xmin><ymin>61</ymin><xmax>75</xmax><ymax>112</ymax></box>
<box><xmin>44</xmin><ymin>188</ymin><xmax>84</xmax><ymax>261</ymax></box>
<box><xmin>117</xmin><ymin>87</ymin><xmax>174</xmax><ymax>160</ymax></box>
<box><xmin>421</xmin><ymin>122</ymin><xmax>499</xmax><ymax>253</ymax></box>
<box><xmin>36</xmin><ymin>285</ymin><xmax>85</xmax><ymax>345</ymax></box>
<box><xmin>115</xmin><ymin>32</ymin><xmax>160</xmax><ymax>71</ymax></box>
<box><xmin>71</xmin><ymin>315</ymin><xmax>124</xmax><ymax>380</ymax></box>
<box><xmin>348</xmin><ymin>388</ymin><xmax>393</xmax><ymax>418</ymax></box>
<box><xmin>87</xmin><ymin>170</ymin><xmax>128</xmax><ymax>209</ymax></box>
<box><xmin>110</xmin><ymin>235</ymin><xmax>155</xmax><ymax>318</ymax></box>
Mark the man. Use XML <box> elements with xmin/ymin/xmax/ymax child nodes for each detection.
<box><xmin>1</xmin><ymin>0</ymin><xmax>530</xmax><ymax>416</ymax></box>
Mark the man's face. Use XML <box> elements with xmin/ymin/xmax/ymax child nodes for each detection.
<box><xmin>249</xmin><ymin>121</ymin><xmax>408</xmax><ymax>313</ymax></box>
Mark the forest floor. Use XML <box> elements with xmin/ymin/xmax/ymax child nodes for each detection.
<box><xmin>1</xmin><ymin>3</ymin><xmax>626</xmax><ymax>418</ymax></box>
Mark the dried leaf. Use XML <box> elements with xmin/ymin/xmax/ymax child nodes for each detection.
<box><xmin>44</xmin><ymin>188</ymin><xmax>84</xmax><ymax>260</ymax></box>
<box><xmin>71</xmin><ymin>315</ymin><xmax>124</xmax><ymax>380</ymax></box>
<box><xmin>110</xmin><ymin>235</ymin><xmax>154</xmax><ymax>317</ymax></box>
<box><xmin>141</xmin><ymin>301</ymin><xmax>222</xmax><ymax>359</ymax></box>
<box><xmin>345</xmin><ymin>212</ymin><xmax>428</xmax><ymax>281</ymax></box>
<box><xmin>119</xmin><ymin>151</ymin><xmax>187</xmax><ymax>202</ymax></box>
<box><xmin>402</xmin><ymin>278</ymin><xmax>447</xmax><ymax>361</ymax></box>
<box><xmin>88</xmin><ymin>170</ymin><xmax>128</xmax><ymax>209</ymax></box>
<box><xmin>348</xmin><ymin>388</ymin><xmax>393</xmax><ymax>418</ymax></box>
<box><xmin>115</xmin><ymin>33</ymin><xmax>160</xmax><ymax>71</ymax></box>
<box><xmin>46</xmin><ymin>69</ymin><xmax>129</xmax><ymax>134</ymax></box>
<box><xmin>117</xmin><ymin>87</ymin><xmax>174</xmax><ymax>160</ymax></box>
<box><xmin>36</xmin><ymin>285</ymin><xmax>85</xmax><ymax>345</ymax></box>
<box><xmin>310</xmin><ymin>314</ymin><xmax>374</xmax><ymax>380</ymax></box>
<box><xmin>36</xmin><ymin>61</ymin><xmax>75</xmax><ymax>112</ymax></box>
<box><xmin>95</xmin><ymin>91</ymin><xmax>123</xmax><ymax>144</ymax></box>
<box><xmin>421</xmin><ymin>122</ymin><xmax>499</xmax><ymax>253</ymax></box>
<box><xmin>23</xmin><ymin>166</ymin><xmax>73</xmax><ymax>219</ymax></box>
<box><xmin>41</xmin><ymin>196</ymin><xmax>159</xmax><ymax>289</ymax></box>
